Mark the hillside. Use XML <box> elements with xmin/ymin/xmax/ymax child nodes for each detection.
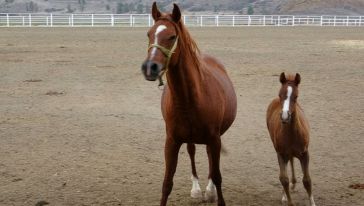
<box><xmin>1</xmin><ymin>0</ymin><xmax>364</xmax><ymax>15</ymax></box>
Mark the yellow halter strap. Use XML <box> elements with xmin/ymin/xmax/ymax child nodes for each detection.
<box><xmin>148</xmin><ymin>37</ymin><xmax>179</xmax><ymax>86</ymax></box>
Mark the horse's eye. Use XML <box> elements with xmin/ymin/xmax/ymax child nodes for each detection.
<box><xmin>169</xmin><ymin>35</ymin><xmax>176</xmax><ymax>41</ymax></box>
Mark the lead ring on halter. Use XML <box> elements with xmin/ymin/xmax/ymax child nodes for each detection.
<box><xmin>148</xmin><ymin>36</ymin><xmax>179</xmax><ymax>87</ymax></box>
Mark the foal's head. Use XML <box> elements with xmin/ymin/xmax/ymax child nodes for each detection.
<box><xmin>278</xmin><ymin>72</ymin><xmax>301</xmax><ymax>124</ymax></box>
<box><xmin>141</xmin><ymin>2</ymin><xmax>181</xmax><ymax>81</ymax></box>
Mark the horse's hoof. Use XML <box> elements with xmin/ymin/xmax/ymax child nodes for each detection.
<box><xmin>204</xmin><ymin>188</ymin><xmax>217</xmax><ymax>203</ymax></box>
<box><xmin>282</xmin><ymin>194</ymin><xmax>288</xmax><ymax>202</ymax></box>
<box><xmin>191</xmin><ymin>188</ymin><xmax>203</xmax><ymax>198</ymax></box>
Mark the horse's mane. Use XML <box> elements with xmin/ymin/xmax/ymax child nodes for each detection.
<box><xmin>159</xmin><ymin>17</ymin><xmax>201</xmax><ymax>73</ymax></box>
<box><xmin>175</xmin><ymin>20</ymin><xmax>201</xmax><ymax>71</ymax></box>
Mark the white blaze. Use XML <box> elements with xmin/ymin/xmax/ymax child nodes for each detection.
<box><xmin>150</xmin><ymin>25</ymin><xmax>167</xmax><ymax>59</ymax></box>
<box><xmin>282</xmin><ymin>86</ymin><xmax>292</xmax><ymax>120</ymax></box>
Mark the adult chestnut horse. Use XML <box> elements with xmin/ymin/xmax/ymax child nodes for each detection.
<box><xmin>266</xmin><ymin>73</ymin><xmax>316</xmax><ymax>206</ymax></box>
<box><xmin>141</xmin><ymin>2</ymin><xmax>237</xmax><ymax>206</ymax></box>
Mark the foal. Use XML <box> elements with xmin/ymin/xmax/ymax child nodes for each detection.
<box><xmin>266</xmin><ymin>73</ymin><xmax>316</xmax><ymax>206</ymax></box>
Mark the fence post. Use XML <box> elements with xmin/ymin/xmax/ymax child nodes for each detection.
<box><xmin>200</xmin><ymin>15</ymin><xmax>203</xmax><ymax>27</ymax></box>
<box><xmin>183</xmin><ymin>15</ymin><xmax>186</xmax><ymax>24</ymax></box>
<box><xmin>71</xmin><ymin>14</ymin><xmax>74</xmax><ymax>26</ymax></box>
<box><xmin>216</xmin><ymin>15</ymin><xmax>219</xmax><ymax>27</ymax></box>
<box><xmin>320</xmin><ymin>16</ymin><xmax>323</xmax><ymax>26</ymax></box>
<box><xmin>346</xmin><ymin>16</ymin><xmax>349</xmax><ymax>26</ymax></box>
<box><xmin>6</xmin><ymin>14</ymin><xmax>9</xmax><ymax>27</ymax></box>
<box><xmin>130</xmin><ymin>14</ymin><xmax>133</xmax><ymax>27</ymax></box>
<box><xmin>22</xmin><ymin>16</ymin><xmax>25</xmax><ymax>26</ymax></box>
<box><xmin>263</xmin><ymin>15</ymin><xmax>266</xmax><ymax>26</ymax></box>
<box><xmin>278</xmin><ymin>15</ymin><xmax>280</xmax><ymax>26</ymax></box>
<box><xmin>111</xmin><ymin>14</ymin><xmax>114</xmax><ymax>27</ymax></box>
<box><xmin>292</xmin><ymin>15</ymin><xmax>295</xmax><ymax>26</ymax></box>
<box><xmin>28</xmin><ymin>14</ymin><xmax>31</xmax><ymax>27</ymax></box>
<box><xmin>50</xmin><ymin>13</ymin><xmax>53</xmax><ymax>27</ymax></box>
<box><xmin>148</xmin><ymin>14</ymin><xmax>151</xmax><ymax>27</ymax></box>
<box><xmin>92</xmin><ymin>14</ymin><xmax>94</xmax><ymax>27</ymax></box>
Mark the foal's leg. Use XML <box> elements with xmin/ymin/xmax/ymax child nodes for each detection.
<box><xmin>277</xmin><ymin>153</ymin><xmax>294</xmax><ymax>206</ymax></box>
<box><xmin>299</xmin><ymin>152</ymin><xmax>316</xmax><ymax>206</ymax></box>
<box><xmin>160</xmin><ymin>138</ymin><xmax>182</xmax><ymax>206</ymax></box>
<box><xmin>290</xmin><ymin>157</ymin><xmax>297</xmax><ymax>191</ymax></box>
<box><xmin>207</xmin><ymin>139</ymin><xmax>225</xmax><ymax>206</ymax></box>
<box><xmin>187</xmin><ymin>143</ymin><xmax>202</xmax><ymax>198</ymax></box>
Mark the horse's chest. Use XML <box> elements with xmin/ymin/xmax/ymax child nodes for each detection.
<box><xmin>167</xmin><ymin>113</ymin><xmax>213</xmax><ymax>144</ymax></box>
<box><xmin>276</xmin><ymin>134</ymin><xmax>308</xmax><ymax>157</ymax></box>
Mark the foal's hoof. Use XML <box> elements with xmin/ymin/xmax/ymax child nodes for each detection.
<box><xmin>282</xmin><ymin>194</ymin><xmax>287</xmax><ymax>202</ymax></box>
<box><xmin>191</xmin><ymin>188</ymin><xmax>203</xmax><ymax>198</ymax></box>
<box><xmin>204</xmin><ymin>188</ymin><xmax>217</xmax><ymax>203</ymax></box>
<box><xmin>290</xmin><ymin>183</ymin><xmax>296</xmax><ymax>191</ymax></box>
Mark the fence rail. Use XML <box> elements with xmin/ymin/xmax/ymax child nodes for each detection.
<box><xmin>1</xmin><ymin>13</ymin><xmax>363</xmax><ymax>27</ymax></box>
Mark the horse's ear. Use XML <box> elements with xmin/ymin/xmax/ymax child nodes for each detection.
<box><xmin>279</xmin><ymin>72</ymin><xmax>287</xmax><ymax>84</ymax></box>
<box><xmin>295</xmin><ymin>73</ymin><xmax>301</xmax><ymax>85</ymax></box>
<box><xmin>152</xmin><ymin>2</ymin><xmax>161</xmax><ymax>21</ymax></box>
<box><xmin>172</xmin><ymin>3</ymin><xmax>181</xmax><ymax>23</ymax></box>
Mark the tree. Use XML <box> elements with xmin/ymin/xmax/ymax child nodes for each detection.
<box><xmin>247</xmin><ymin>5</ymin><xmax>254</xmax><ymax>15</ymax></box>
<box><xmin>136</xmin><ymin>3</ymin><xmax>143</xmax><ymax>13</ymax></box>
<box><xmin>78</xmin><ymin>0</ymin><xmax>86</xmax><ymax>12</ymax></box>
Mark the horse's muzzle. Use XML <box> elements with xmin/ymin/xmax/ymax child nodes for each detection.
<box><xmin>281</xmin><ymin>111</ymin><xmax>292</xmax><ymax>124</ymax></box>
<box><xmin>141</xmin><ymin>60</ymin><xmax>163</xmax><ymax>81</ymax></box>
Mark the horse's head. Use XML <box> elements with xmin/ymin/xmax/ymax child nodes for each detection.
<box><xmin>278</xmin><ymin>72</ymin><xmax>301</xmax><ymax>124</ymax></box>
<box><xmin>141</xmin><ymin>2</ymin><xmax>181</xmax><ymax>82</ymax></box>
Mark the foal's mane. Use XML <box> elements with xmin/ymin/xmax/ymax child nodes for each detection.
<box><xmin>285</xmin><ymin>74</ymin><xmax>297</xmax><ymax>85</ymax></box>
<box><xmin>159</xmin><ymin>16</ymin><xmax>201</xmax><ymax>72</ymax></box>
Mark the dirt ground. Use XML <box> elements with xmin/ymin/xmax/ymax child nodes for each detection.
<box><xmin>0</xmin><ymin>27</ymin><xmax>363</xmax><ymax>206</ymax></box>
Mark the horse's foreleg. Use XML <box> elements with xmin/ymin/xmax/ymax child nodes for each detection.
<box><xmin>187</xmin><ymin>143</ymin><xmax>202</xmax><ymax>198</ymax></box>
<box><xmin>160</xmin><ymin>138</ymin><xmax>181</xmax><ymax>206</ymax></box>
<box><xmin>207</xmin><ymin>139</ymin><xmax>225</xmax><ymax>206</ymax></box>
<box><xmin>277</xmin><ymin>153</ymin><xmax>294</xmax><ymax>206</ymax></box>
<box><xmin>299</xmin><ymin>152</ymin><xmax>316</xmax><ymax>206</ymax></box>
<box><xmin>290</xmin><ymin>157</ymin><xmax>297</xmax><ymax>191</ymax></box>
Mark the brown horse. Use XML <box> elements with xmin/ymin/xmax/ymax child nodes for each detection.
<box><xmin>141</xmin><ymin>2</ymin><xmax>237</xmax><ymax>206</ymax></box>
<box><xmin>266</xmin><ymin>72</ymin><xmax>316</xmax><ymax>206</ymax></box>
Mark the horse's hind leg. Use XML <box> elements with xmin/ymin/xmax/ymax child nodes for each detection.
<box><xmin>187</xmin><ymin>143</ymin><xmax>202</xmax><ymax>198</ymax></box>
<box><xmin>290</xmin><ymin>157</ymin><xmax>297</xmax><ymax>191</ymax></box>
<box><xmin>205</xmin><ymin>144</ymin><xmax>217</xmax><ymax>203</ymax></box>
<box><xmin>160</xmin><ymin>138</ymin><xmax>181</xmax><ymax>206</ymax></box>
<box><xmin>206</xmin><ymin>139</ymin><xmax>225</xmax><ymax>206</ymax></box>
<box><xmin>299</xmin><ymin>152</ymin><xmax>316</xmax><ymax>206</ymax></box>
<box><xmin>277</xmin><ymin>153</ymin><xmax>294</xmax><ymax>206</ymax></box>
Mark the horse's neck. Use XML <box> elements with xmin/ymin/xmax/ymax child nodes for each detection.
<box><xmin>283</xmin><ymin>105</ymin><xmax>307</xmax><ymax>135</ymax></box>
<box><xmin>167</xmin><ymin>57</ymin><xmax>203</xmax><ymax>106</ymax></box>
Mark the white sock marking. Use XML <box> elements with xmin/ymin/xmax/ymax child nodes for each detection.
<box><xmin>150</xmin><ymin>25</ymin><xmax>167</xmax><ymax>59</ymax></box>
<box><xmin>282</xmin><ymin>86</ymin><xmax>292</xmax><ymax>120</ymax></box>
<box><xmin>205</xmin><ymin>179</ymin><xmax>217</xmax><ymax>202</ymax></box>
<box><xmin>310</xmin><ymin>195</ymin><xmax>316</xmax><ymax>206</ymax></box>
<box><xmin>190</xmin><ymin>176</ymin><xmax>202</xmax><ymax>198</ymax></box>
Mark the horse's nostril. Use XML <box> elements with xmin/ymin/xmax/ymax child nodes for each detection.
<box><xmin>151</xmin><ymin>63</ymin><xmax>158</xmax><ymax>73</ymax></box>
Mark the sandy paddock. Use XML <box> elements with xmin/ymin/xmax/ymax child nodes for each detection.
<box><xmin>0</xmin><ymin>27</ymin><xmax>363</xmax><ymax>206</ymax></box>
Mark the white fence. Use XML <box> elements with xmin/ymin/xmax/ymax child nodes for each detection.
<box><xmin>1</xmin><ymin>13</ymin><xmax>363</xmax><ymax>27</ymax></box>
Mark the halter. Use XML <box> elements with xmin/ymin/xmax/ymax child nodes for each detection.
<box><xmin>148</xmin><ymin>36</ymin><xmax>179</xmax><ymax>87</ymax></box>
